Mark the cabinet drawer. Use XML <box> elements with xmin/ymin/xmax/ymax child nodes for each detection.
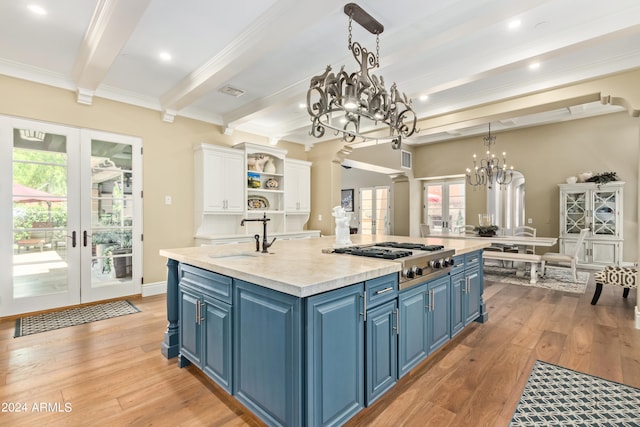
<box><xmin>179</xmin><ymin>264</ymin><xmax>232</xmax><ymax>303</ymax></box>
<box><xmin>465</xmin><ymin>251</ymin><xmax>481</xmax><ymax>268</ymax></box>
<box><xmin>365</xmin><ymin>274</ymin><xmax>398</xmax><ymax>307</ymax></box>
<box><xmin>450</xmin><ymin>255</ymin><xmax>465</xmax><ymax>275</ymax></box>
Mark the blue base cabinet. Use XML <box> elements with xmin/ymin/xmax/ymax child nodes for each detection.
<box><xmin>178</xmin><ymin>264</ymin><xmax>232</xmax><ymax>393</ymax></box>
<box><xmin>365</xmin><ymin>299</ymin><xmax>398</xmax><ymax>406</ymax></box>
<box><xmin>451</xmin><ymin>251</ymin><xmax>485</xmax><ymax>338</ymax></box>
<box><xmin>233</xmin><ymin>279</ymin><xmax>302</xmax><ymax>427</ymax></box>
<box><xmin>306</xmin><ymin>283</ymin><xmax>365</xmax><ymax>426</ymax></box>
<box><xmin>427</xmin><ymin>275</ymin><xmax>451</xmax><ymax>354</ymax></box>
<box><xmin>398</xmin><ymin>283</ymin><xmax>429</xmax><ymax>377</ymax></box>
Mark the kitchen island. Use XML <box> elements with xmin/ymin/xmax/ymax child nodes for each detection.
<box><xmin>160</xmin><ymin>235</ymin><xmax>490</xmax><ymax>427</ymax></box>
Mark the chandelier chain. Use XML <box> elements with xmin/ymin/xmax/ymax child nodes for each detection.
<box><xmin>375</xmin><ymin>33</ymin><xmax>380</xmax><ymax>67</ymax></box>
<box><xmin>348</xmin><ymin>13</ymin><xmax>353</xmax><ymax>50</ymax></box>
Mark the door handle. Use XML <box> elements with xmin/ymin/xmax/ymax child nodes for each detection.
<box><xmin>83</xmin><ymin>230</ymin><xmax>90</xmax><ymax>247</ymax></box>
<box><xmin>67</xmin><ymin>230</ymin><xmax>77</xmax><ymax>248</ymax></box>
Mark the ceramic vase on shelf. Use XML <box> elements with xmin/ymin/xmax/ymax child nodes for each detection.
<box><xmin>263</xmin><ymin>159</ymin><xmax>276</xmax><ymax>174</ymax></box>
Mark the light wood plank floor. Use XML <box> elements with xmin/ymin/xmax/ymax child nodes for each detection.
<box><xmin>1</xmin><ymin>276</ymin><xmax>638</xmax><ymax>427</ymax></box>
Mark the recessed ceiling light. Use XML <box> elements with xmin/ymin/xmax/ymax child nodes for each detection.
<box><xmin>28</xmin><ymin>4</ymin><xmax>47</xmax><ymax>15</ymax></box>
<box><xmin>529</xmin><ymin>62</ymin><xmax>540</xmax><ymax>70</ymax></box>
<box><xmin>419</xmin><ymin>95</ymin><xmax>429</xmax><ymax>102</ymax></box>
<box><xmin>508</xmin><ymin>19</ymin><xmax>521</xmax><ymax>29</ymax></box>
<box><xmin>159</xmin><ymin>51</ymin><xmax>172</xmax><ymax>62</ymax></box>
<box><xmin>298</xmin><ymin>103</ymin><xmax>306</xmax><ymax>109</ymax></box>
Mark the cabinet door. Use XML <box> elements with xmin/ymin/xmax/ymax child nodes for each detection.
<box><xmin>365</xmin><ymin>300</ymin><xmax>397</xmax><ymax>407</ymax></box>
<box><xmin>202</xmin><ymin>295</ymin><xmax>232</xmax><ymax>393</ymax></box>
<box><xmin>561</xmin><ymin>189</ymin><xmax>588</xmax><ymax>235</ymax></box>
<box><xmin>202</xmin><ymin>150</ymin><xmax>226</xmax><ymax>211</ymax></box>
<box><xmin>450</xmin><ymin>273</ymin><xmax>465</xmax><ymax>337</ymax></box>
<box><xmin>224</xmin><ymin>152</ymin><xmax>245</xmax><ymax>212</ymax></box>
<box><xmin>398</xmin><ymin>284</ymin><xmax>428</xmax><ymax>377</ymax></box>
<box><xmin>590</xmin><ymin>240</ymin><xmax>620</xmax><ymax>266</ymax></box>
<box><xmin>307</xmin><ymin>284</ymin><xmax>364</xmax><ymax>427</ymax></box>
<box><xmin>178</xmin><ymin>286</ymin><xmax>201</xmax><ymax>366</ymax></box>
<box><xmin>427</xmin><ymin>276</ymin><xmax>450</xmax><ymax>354</ymax></box>
<box><xmin>234</xmin><ymin>280</ymin><xmax>302</xmax><ymax>427</ymax></box>
<box><xmin>202</xmin><ymin>149</ymin><xmax>244</xmax><ymax>212</ymax></box>
<box><xmin>285</xmin><ymin>161</ymin><xmax>310</xmax><ymax>212</ymax></box>
<box><xmin>464</xmin><ymin>267</ymin><xmax>481</xmax><ymax>325</ymax></box>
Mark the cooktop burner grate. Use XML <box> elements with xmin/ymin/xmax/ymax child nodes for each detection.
<box><xmin>375</xmin><ymin>242</ymin><xmax>445</xmax><ymax>251</ymax></box>
<box><xmin>333</xmin><ymin>246</ymin><xmax>413</xmax><ymax>260</ymax></box>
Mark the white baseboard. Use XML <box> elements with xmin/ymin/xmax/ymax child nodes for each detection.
<box><xmin>142</xmin><ymin>281</ymin><xmax>166</xmax><ymax>297</ymax></box>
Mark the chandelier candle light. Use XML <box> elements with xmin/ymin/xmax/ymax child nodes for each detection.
<box><xmin>466</xmin><ymin>123</ymin><xmax>514</xmax><ymax>189</ymax></box>
<box><xmin>306</xmin><ymin>3</ymin><xmax>418</xmax><ymax>150</ymax></box>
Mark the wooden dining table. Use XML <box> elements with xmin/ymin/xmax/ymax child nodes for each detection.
<box><xmin>424</xmin><ymin>230</ymin><xmax>558</xmax><ymax>250</ymax></box>
<box><xmin>425</xmin><ymin>231</ymin><xmax>558</xmax><ymax>278</ymax></box>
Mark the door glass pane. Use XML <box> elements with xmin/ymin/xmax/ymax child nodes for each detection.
<box><xmin>91</xmin><ymin>140</ymin><xmax>133</xmax><ymax>287</ymax></box>
<box><xmin>448</xmin><ymin>183</ymin><xmax>465</xmax><ymax>231</ymax></box>
<box><xmin>426</xmin><ymin>184</ymin><xmax>443</xmax><ymax>230</ymax></box>
<box><xmin>375</xmin><ymin>188</ymin><xmax>388</xmax><ymax>235</ymax></box>
<box><xmin>360</xmin><ymin>189</ymin><xmax>373</xmax><ymax>234</ymax></box>
<box><xmin>12</xmin><ymin>129</ymin><xmax>69</xmax><ymax>298</ymax></box>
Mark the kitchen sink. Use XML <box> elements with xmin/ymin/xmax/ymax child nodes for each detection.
<box><xmin>209</xmin><ymin>252</ymin><xmax>262</xmax><ymax>260</ymax></box>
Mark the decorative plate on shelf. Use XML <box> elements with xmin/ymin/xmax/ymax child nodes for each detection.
<box><xmin>248</xmin><ymin>195</ymin><xmax>270</xmax><ymax>210</ymax></box>
<box><xmin>265</xmin><ymin>178</ymin><xmax>279</xmax><ymax>189</ymax></box>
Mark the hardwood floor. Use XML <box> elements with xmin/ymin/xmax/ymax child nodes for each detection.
<box><xmin>1</xmin><ymin>276</ymin><xmax>638</xmax><ymax>426</ymax></box>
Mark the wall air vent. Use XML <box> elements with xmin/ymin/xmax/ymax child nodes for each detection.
<box><xmin>401</xmin><ymin>150</ymin><xmax>412</xmax><ymax>169</ymax></box>
<box><xmin>219</xmin><ymin>85</ymin><xmax>246</xmax><ymax>97</ymax></box>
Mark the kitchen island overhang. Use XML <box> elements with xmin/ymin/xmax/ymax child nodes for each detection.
<box><xmin>160</xmin><ymin>235</ymin><xmax>491</xmax><ymax>427</ymax></box>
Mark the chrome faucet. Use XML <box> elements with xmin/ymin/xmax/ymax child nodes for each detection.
<box><xmin>240</xmin><ymin>213</ymin><xmax>276</xmax><ymax>253</ymax></box>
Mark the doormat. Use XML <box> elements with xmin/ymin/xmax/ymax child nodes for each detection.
<box><xmin>484</xmin><ymin>265</ymin><xmax>589</xmax><ymax>294</ymax></box>
<box><xmin>510</xmin><ymin>360</ymin><xmax>640</xmax><ymax>426</ymax></box>
<box><xmin>14</xmin><ymin>300</ymin><xmax>140</xmax><ymax>337</ymax></box>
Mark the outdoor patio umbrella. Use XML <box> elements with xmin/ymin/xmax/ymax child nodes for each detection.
<box><xmin>12</xmin><ymin>183</ymin><xmax>66</xmax><ymax>203</ymax></box>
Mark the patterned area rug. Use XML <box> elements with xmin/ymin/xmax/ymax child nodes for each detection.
<box><xmin>484</xmin><ymin>265</ymin><xmax>589</xmax><ymax>294</ymax></box>
<box><xmin>510</xmin><ymin>360</ymin><xmax>640</xmax><ymax>426</ymax></box>
<box><xmin>14</xmin><ymin>300</ymin><xmax>140</xmax><ymax>337</ymax></box>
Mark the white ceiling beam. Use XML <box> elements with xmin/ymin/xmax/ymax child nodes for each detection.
<box><xmin>72</xmin><ymin>0</ymin><xmax>152</xmax><ymax>105</ymax></box>
<box><xmin>159</xmin><ymin>0</ymin><xmax>343</xmax><ymax>112</ymax></box>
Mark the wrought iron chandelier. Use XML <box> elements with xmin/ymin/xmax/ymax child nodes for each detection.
<box><xmin>306</xmin><ymin>3</ymin><xmax>418</xmax><ymax>150</ymax></box>
<box><xmin>466</xmin><ymin>123</ymin><xmax>514</xmax><ymax>189</ymax></box>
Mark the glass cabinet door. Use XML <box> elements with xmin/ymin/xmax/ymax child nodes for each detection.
<box><xmin>591</xmin><ymin>190</ymin><xmax>618</xmax><ymax>236</ymax></box>
<box><xmin>563</xmin><ymin>191</ymin><xmax>587</xmax><ymax>234</ymax></box>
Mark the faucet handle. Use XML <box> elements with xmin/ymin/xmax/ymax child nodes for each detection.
<box><xmin>254</xmin><ymin>234</ymin><xmax>260</xmax><ymax>252</ymax></box>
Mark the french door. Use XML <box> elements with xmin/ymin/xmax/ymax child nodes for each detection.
<box><xmin>424</xmin><ymin>180</ymin><xmax>465</xmax><ymax>232</ymax></box>
<box><xmin>359</xmin><ymin>187</ymin><xmax>390</xmax><ymax>235</ymax></box>
<box><xmin>1</xmin><ymin>117</ymin><xmax>142</xmax><ymax>317</ymax></box>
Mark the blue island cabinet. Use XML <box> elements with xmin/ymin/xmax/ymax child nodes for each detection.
<box><xmin>178</xmin><ymin>264</ymin><xmax>232</xmax><ymax>393</ymax></box>
<box><xmin>306</xmin><ymin>283</ymin><xmax>365</xmax><ymax>426</ymax></box>
<box><xmin>451</xmin><ymin>251</ymin><xmax>485</xmax><ymax>337</ymax></box>
<box><xmin>233</xmin><ymin>279</ymin><xmax>302</xmax><ymax>427</ymax></box>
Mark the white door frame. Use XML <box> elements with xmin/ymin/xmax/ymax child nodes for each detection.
<box><xmin>1</xmin><ymin>117</ymin><xmax>142</xmax><ymax>316</ymax></box>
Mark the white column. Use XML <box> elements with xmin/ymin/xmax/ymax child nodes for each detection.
<box><xmin>637</xmin><ymin>122</ymin><xmax>640</xmax><ymax>329</ymax></box>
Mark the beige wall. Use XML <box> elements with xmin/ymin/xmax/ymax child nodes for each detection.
<box><xmin>413</xmin><ymin>112</ymin><xmax>640</xmax><ymax>261</ymax></box>
<box><xmin>3</xmin><ymin>67</ymin><xmax>640</xmax><ymax>286</ymax></box>
<box><xmin>0</xmin><ymin>75</ymin><xmax>307</xmax><ymax>285</ymax></box>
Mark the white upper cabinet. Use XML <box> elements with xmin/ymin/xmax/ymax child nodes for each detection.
<box><xmin>285</xmin><ymin>159</ymin><xmax>311</xmax><ymax>213</ymax></box>
<box><xmin>195</xmin><ymin>144</ymin><xmax>245</xmax><ymax>213</ymax></box>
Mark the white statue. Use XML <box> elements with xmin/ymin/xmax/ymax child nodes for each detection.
<box><xmin>332</xmin><ymin>205</ymin><xmax>352</xmax><ymax>247</ymax></box>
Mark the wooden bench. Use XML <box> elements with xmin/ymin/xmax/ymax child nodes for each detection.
<box><xmin>482</xmin><ymin>251</ymin><xmax>542</xmax><ymax>284</ymax></box>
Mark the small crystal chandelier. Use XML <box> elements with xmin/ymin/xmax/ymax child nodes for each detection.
<box><xmin>306</xmin><ymin>3</ymin><xmax>418</xmax><ymax>150</ymax></box>
<box><xmin>466</xmin><ymin>123</ymin><xmax>514</xmax><ymax>189</ymax></box>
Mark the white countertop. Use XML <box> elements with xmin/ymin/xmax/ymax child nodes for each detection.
<box><xmin>160</xmin><ymin>235</ymin><xmax>491</xmax><ymax>297</ymax></box>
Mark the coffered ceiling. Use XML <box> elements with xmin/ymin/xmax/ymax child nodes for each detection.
<box><xmin>1</xmin><ymin>0</ymin><xmax>638</xmax><ymax>148</ymax></box>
